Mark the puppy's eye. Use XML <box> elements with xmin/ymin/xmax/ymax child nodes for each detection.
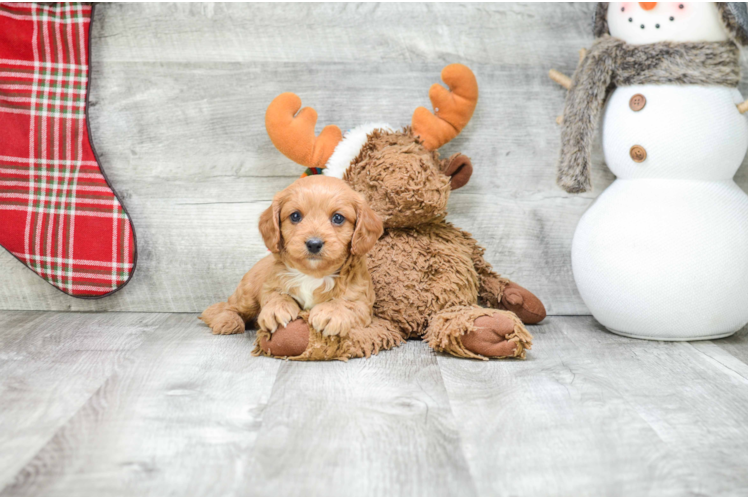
<box><xmin>331</xmin><ymin>213</ymin><xmax>345</xmax><ymax>226</ymax></box>
<box><xmin>290</xmin><ymin>211</ymin><xmax>302</xmax><ymax>223</ymax></box>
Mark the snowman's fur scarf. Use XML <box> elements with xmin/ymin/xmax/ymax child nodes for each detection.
<box><xmin>558</xmin><ymin>36</ymin><xmax>740</xmax><ymax>193</ymax></box>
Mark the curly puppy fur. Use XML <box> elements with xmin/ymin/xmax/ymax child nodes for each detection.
<box><xmin>200</xmin><ymin>175</ymin><xmax>383</xmax><ymax>340</ymax></box>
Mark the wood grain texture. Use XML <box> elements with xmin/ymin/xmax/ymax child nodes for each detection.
<box><xmin>2</xmin><ymin>314</ymin><xmax>279</xmax><ymax>496</ymax></box>
<box><xmin>245</xmin><ymin>341</ymin><xmax>476</xmax><ymax>496</ymax></box>
<box><xmin>0</xmin><ymin>3</ymin><xmax>643</xmax><ymax>313</ymax></box>
<box><xmin>2</xmin><ymin>312</ymin><xmax>748</xmax><ymax>495</ymax></box>
<box><xmin>0</xmin><ymin>311</ymin><xmax>168</xmax><ymax>488</ymax></box>
<box><xmin>438</xmin><ymin>316</ymin><xmax>748</xmax><ymax>496</ymax></box>
<box><xmin>1</xmin><ymin>2</ymin><xmax>748</xmax><ymax>315</ymax></box>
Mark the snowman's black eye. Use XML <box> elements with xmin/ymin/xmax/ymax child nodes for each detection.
<box><xmin>621</xmin><ymin>6</ymin><xmax>625</xmax><ymax>11</ymax></box>
<box><xmin>640</xmin><ymin>24</ymin><xmax>645</xmax><ymax>29</ymax></box>
<box><xmin>629</xmin><ymin>17</ymin><xmax>633</xmax><ymax>22</ymax></box>
<box><xmin>670</xmin><ymin>16</ymin><xmax>675</xmax><ymax>21</ymax></box>
<box><xmin>290</xmin><ymin>211</ymin><xmax>302</xmax><ymax>223</ymax></box>
<box><xmin>679</xmin><ymin>4</ymin><xmax>684</xmax><ymax>8</ymax></box>
<box><xmin>655</xmin><ymin>24</ymin><xmax>660</xmax><ymax>28</ymax></box>
<box><xmin>331</xmin><ymin>213</ymin><xmax>345</xmax><ymax>226</ymax></box>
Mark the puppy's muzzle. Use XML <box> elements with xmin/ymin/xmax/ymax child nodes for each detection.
<box><xmin>305</xmin><ymin>238</ymin><xmax>324</xmax><ymax>255</ymax></box>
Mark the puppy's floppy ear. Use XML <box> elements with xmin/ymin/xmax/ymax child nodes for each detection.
<box><xmin>441</xmin><ymin>153</ymin><xmax>473</xmax><ymax>190</ymax></box>
<box><xmin>259</xmin><ymin>196</ymin><xmax>282</xmax><ymax>253</ymax></box>
<box><xmin>351</xmin><ymin>196</ymin><xmax>383</xmax><ymax>256</ymax></box>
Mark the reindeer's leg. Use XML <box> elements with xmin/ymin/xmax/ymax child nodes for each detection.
<box><xmin>424</xmin><ymin>305</ymin><xmax>532</xmax><ymax>360</ymax></box>
<box><xmin>255</xmin><ymin>313</ymin><xmax>404</xmax><ymax>361</ymax></box>
<box><xmin>472</xmin><ymin>244</ymin><xmax>546</xmax><ymax>325</ymax></box>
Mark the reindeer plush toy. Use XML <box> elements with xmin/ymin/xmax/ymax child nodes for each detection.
<box><xmin>254</xmin><ymin>64</ymin><xmax>546</xmax><ymax>360</ymax></box>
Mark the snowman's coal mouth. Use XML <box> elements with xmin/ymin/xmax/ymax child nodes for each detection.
<box><xmin>626</xmin><ymin>16</ymin><xmax>675</xmax><ymax>30</ymax></box>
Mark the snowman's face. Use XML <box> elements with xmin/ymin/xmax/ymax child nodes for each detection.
<box><xmin>607</xmin><ymin>2</ymin><xmax>729</xmax><ymax>44</ymax></box>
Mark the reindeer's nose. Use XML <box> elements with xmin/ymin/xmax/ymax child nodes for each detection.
<box><xmin>306</xmin><ymin>238</ymin><xmax>324</xmax><ymax>254</ymax></box>
<box><xmin>639</xmin><ymin>2</ymin><xmax>657</xmax><ymax>10</ymax></box>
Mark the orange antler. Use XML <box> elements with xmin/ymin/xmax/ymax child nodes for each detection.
<box><xmin>265</xmin><ymin>93</ymin><xmax>343</xmax><ymax>169</ymax></box>
<box><xmin>412</xmin><ymin>64</ymin><xmax>479</xmax><ymax>151</ymax></box>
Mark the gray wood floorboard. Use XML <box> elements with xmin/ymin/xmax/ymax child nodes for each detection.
<box><xmin>245</xmin><ymin>341</ymin><xmax>476</xmax><ymax>496</ymax></box>
<box><xmin>0</xmin><ymin>311</ymin><xmax>168</xmax><ymax>488</ymax></box>
<box><xmin>2</xmin><ymin>314</ymin><xmax>279</xmax><ymax>496</ymax></box>
<box><xmin>2</xmin><ymin>312</ymin><xmax>748</xmax><ymax>495</ymax></box>
<box><xmin>4</xmin><ymin>3</ymin><xmax>748</xmax><ymax>313</ymax></box>
<box><xmin>438</xmin><ymin>317</ymin><xmax>748</xmax><ymax>496</ymax></box>
<box><xmin>701</xmin><ymin>327</ymin><xmax>748</xmax><ymax>366</ymax></box>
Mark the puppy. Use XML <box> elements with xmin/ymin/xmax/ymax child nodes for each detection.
<box><xmin>200</xmin><ymin>175</ymin><xmax>383</xmax><ymax>339</ymax></box>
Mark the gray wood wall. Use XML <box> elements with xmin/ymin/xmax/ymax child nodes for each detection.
<box><xmin>2</xmin><ymin>2</ymin><xmax>748</xmax><ymax>313</ymax></box>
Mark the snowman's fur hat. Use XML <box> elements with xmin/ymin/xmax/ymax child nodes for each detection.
<box><xmin>593</xmin><ymin>2</ymin><xmax>748</xmax><ymax>47</ymax></box>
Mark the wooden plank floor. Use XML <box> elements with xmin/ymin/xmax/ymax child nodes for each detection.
<box><xmin>1</xmin><ymin>312</ymin><xmax>748</xmax><ymax>496</ymax></box>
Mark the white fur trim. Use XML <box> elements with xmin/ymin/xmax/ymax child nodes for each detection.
<box><xmin>282</xmin><ymin>266</ymin><xmax>338</xmax><ymax>310</ymax></box>
<box><xmin>323</xmin><ymin>123</ymin><xmax>394</xmax><ymax>179</ymax></box>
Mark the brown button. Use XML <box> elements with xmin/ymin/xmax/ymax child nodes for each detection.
<box><xmin>629</xmin><ymin>94</ymin><xmax>646</xmax><ymax>111</ymax></box>
<box><xmin>630</xmin><ymin>145</ymin><xmax>647</xmax><ymax>163</ymax></box>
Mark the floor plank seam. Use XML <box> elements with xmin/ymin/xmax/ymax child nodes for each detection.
<box><xmin>433</xmin><ymin>353</ymin><xmax>482</xmax><ymax>496</ymax></box>
<box><xmin>688</xmin><ymin>342</ymin><xmax>748</xmax><ymax>384</ymax></box>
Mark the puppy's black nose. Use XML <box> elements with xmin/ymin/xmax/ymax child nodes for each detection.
<box><xmin>306</xmin><ymin>238</ymin><xmax>324</xmax><ymax>254</ymax></box>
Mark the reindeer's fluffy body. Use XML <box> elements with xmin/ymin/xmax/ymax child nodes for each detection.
<box><xmin>369</xmin><ymin>224</ymin><xmax>483</xmax><ymax>336</ymax></box>
<box><xmin>341</xmin><ymin>129</ymin><xmax>539</xmax><ymax>360</ymax></box>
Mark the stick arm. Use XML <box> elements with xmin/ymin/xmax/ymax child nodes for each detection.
<box><xmin>551</xmin><ymin>49</ymin><xmax>748</xmax><ymax>115</ymax></box>
<box><xmin>549</xmin><ymin>49</ymin><xmax>587</xmax><ymax>124</ymax></box>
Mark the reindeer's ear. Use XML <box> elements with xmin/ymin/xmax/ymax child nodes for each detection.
<box><xmin>259</xmin><ymin>197</ymin><xmax>283</xmax><ymax>253</ymax></box>
<box><xmin>351</xmin><ymin>197</ymin><xmax>383</xmax><ymax>256</ymax></box>
<box><xmin>442</xmin><ymin>153</ymin><xmax>473</xmax><ymax>190</ymax></box>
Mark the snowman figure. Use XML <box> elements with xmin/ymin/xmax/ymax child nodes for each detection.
<box><xmin>551</xmin><ymin>2</ymin><xmax>748</xmax><ymax>340</ymax></box>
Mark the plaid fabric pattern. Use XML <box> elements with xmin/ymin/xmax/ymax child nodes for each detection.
<box><xmin>0</xmin><ymin>3</ymin><xmax>136</xmax><ymax>297</ymax></box>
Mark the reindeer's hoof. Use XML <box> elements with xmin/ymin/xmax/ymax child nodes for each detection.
<box><xmin>461</xmin><ymin>313</ymin><xmax>520</xmax><ymax>358</ymax></box>
<box><xmin>258</xmin><ymin>319</ymin><xmax>309</xmax><ymax>357</ymax></box>
<box><xmin>501</xmin><ymin>282</ymin><xmax>546</xmax><ymax>325</ymax></box>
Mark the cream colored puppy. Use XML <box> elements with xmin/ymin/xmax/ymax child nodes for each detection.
<box><xmin>200</xmin><ymin>175</ymin><xmax>383</xmax><ymax>338</ymax></box>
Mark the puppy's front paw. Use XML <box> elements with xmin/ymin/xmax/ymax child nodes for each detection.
<box><xmin>258</xmin><ymin>300</ymin><xmax>301</xmax><ymax>333</ymax></box>
<box><xmin>211</xmin><ymin>311</ymin><xmax>246</xmax><ymax>335</ymax></box>
<box><xmin>309</xmin><ymin>303</ymin><xmax>355</xmax><ymax>337</ymax></box>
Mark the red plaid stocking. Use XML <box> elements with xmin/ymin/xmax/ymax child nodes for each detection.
<box><xmin>0</xmin><ymin>3</ymin><xmax>136</xmax><ymax>297</ymax></box>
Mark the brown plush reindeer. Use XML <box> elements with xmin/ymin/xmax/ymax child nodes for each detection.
<box><xmin>225</xmin><ymin>64</ymin><xmax>546</xmax><ymax>361</ymax></box>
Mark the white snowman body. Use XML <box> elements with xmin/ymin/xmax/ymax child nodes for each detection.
<box><xmin>572</xmin><ymin>2</ymin><xmax>748</xmax><ymax>339</ymax></box>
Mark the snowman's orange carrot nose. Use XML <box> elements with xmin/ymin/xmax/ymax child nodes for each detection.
<box><xmin>639</xmin><ymin>2</ymin><xmax>657</xmax><ymax>10</ymax></box>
